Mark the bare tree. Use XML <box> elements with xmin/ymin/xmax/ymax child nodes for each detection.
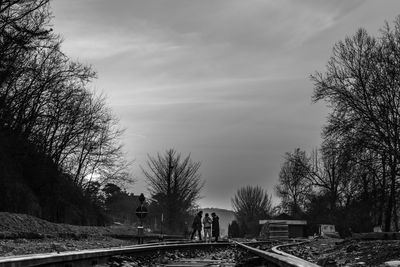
<box><xmin>142</xmin><ymin>149</ymin><xmax>204</xmax><ymax>233</ymax></box>
<box><xmin>0</xmin><ymin>0</ymin><xmax>52</xmax><ymax>87</ymax></box>
<box><xmin>307</xmin><ymin>138</ymin><xmax>354</xmax><ymax>212</ymax></box>
<box><xmin>231</xmin><ymin>185</ymin><xmax>272</xmax><ymax>236</ymax></box>
<box><xmin>275</xmin><ymin>148</ymin><xmax>312</xmax><ymax>217</ymax></box>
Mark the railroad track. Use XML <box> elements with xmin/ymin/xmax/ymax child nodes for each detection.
<box><xmin>0</xmin><ymin>240</ymin><xmax>319</xmax><ymax>267</ymax></box>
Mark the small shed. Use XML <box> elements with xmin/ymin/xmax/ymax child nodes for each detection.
<box><xmin>259</xmin><ymin>219</ymin><xmax>307</xmax><ymax>239</ymax></box>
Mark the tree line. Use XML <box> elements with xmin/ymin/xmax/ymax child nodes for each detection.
<box><xmin>0</xmin><ymin>0</ymin><xmax>129</xmax><ymax>188</ymax></box>
<box><xmin>0</xmin><ymin>0</ymin><xmax>130</xmax><ymax>224</ymax></box>
<box><xmin>275</xmin><ymin>16</ymin><xmax>400</xmax><ymax>234</ymax></box>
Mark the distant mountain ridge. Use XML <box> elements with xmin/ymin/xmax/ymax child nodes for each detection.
<box><xmin>201</xmin><ymin>208</ymin><xmax>236</xmax><ymax>237</ymax></box>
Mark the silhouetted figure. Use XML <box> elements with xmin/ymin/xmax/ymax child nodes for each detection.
<box><xmin>203</xmin><ymin>213</ymin><xmax>212</xmax><ymax>242</ymax></box>
<box><xmin>190</xmin><ymin>211</ymin><xmax>203</xmax><ymax>241</ymax></box>
<box><xmin>211</xmin><ymin>212</ymin><xmax>220</xmax><ymax>242</ymax></box>
<box><xmin>183</xmin><ymin>221</ymin><xmax>189</xmax><ymax>239</ymax></box>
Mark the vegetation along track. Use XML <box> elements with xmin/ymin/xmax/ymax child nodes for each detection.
<box><xmin>0</xmin><ymin>240</ymin><xmax>320</xmax><ymax>267</ymax></box>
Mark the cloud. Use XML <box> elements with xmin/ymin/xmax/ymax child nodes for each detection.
<box><xmin>59</xmin><ymin>22</ymin><xmax>182</xmax><ymax>60</ymax></box>
<box><xmin>54</xmin><ymin>0</ymin><xmax>365</xmax><ymax>66</ymax></box>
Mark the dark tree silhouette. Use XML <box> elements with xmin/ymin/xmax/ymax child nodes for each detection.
<box><xmin>0</xmin><ymin>0</ymin><xmax>131</xmax><ymax>225</ymax></box>
<box><xmin>0</xmin><ymin>0</ymin><xmax>130</xmax><ymax>189</ymax></box>
<box><xmin>142</xmin><ymin>149</ymin><xmax>204</xmax><ymax>233</ymax></box>
<box><xmin>231</xmin><ymin>185</ymin><xmax>272</xmax><ymax>237</ymax></box>
<box><xmin>275</xmin><ymin>148</ymin><xmax>311</xmax><ymax>217</ymax></box>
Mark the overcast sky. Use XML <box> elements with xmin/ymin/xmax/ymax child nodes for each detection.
<box><xmin>51</xmin><ymin>0</ymin><xmax>400</xmax><ymax>210</ymax></box>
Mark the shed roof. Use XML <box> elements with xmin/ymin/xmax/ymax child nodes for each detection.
<box><xmin>259</xmin><ymin>219</ymin><xmax>307</xmax><ymax>225</ymax></box>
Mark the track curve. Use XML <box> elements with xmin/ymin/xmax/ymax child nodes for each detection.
<box><xmin>0</xmin><ymin>240</ymin><xmax>320</xmax><ymax>267</ymax></box>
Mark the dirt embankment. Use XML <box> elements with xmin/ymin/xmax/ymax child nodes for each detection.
<box><xmin>0</xmin><ymin>212</ymin><xmax>138</xmax><ymax>256</ymax></box>
<box><xmin>0</xmin><ymin>212</ymin><xmax>139</xmax><ymax>239</ymax></box>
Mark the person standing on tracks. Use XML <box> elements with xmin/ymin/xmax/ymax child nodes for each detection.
<box><xmin>190</xmin><ymin>211</ymin><xmax>203</xmax><ymax>241</ymax></box>
<box><xmin>211</xmin><ymin>212</ymin><xmax>220</xmax><ymax>242</ymax></box>
<box><xmin>203</xmin><ymin>213</ymin><xmax>212</xmax><ymax>242</ymax></box>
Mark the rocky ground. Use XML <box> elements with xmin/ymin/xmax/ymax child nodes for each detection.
<box><xmin>279</xmin><ymin>237</ymin><xmax>400</xmax><ymax>266</ymax></box>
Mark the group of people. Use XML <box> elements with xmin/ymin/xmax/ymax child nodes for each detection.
<box><xmin>190</xmin><ymin>211</ymin><xmax>219</xmax><ymax>242</ymax></box>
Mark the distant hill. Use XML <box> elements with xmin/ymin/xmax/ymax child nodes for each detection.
<box><xmin>202</xmin><ymin>208</ymin><xmax>236</xmax><ymax>237</ymax></box>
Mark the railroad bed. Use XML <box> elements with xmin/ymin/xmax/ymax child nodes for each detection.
<box><xmin>0</xmin><ymin>240</ymin><xmax>319</xmax><ymax>267</ymax></box>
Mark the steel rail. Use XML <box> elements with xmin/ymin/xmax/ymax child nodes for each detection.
<box><xmin>0</xmin><ymin>241</ymin><xmax>231</xmax><ymax>267</ymax></box>
<box><xmin>235</xmin><ymin>241</ymin><xmax>320</xmax><ymax>267</ymax></box>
